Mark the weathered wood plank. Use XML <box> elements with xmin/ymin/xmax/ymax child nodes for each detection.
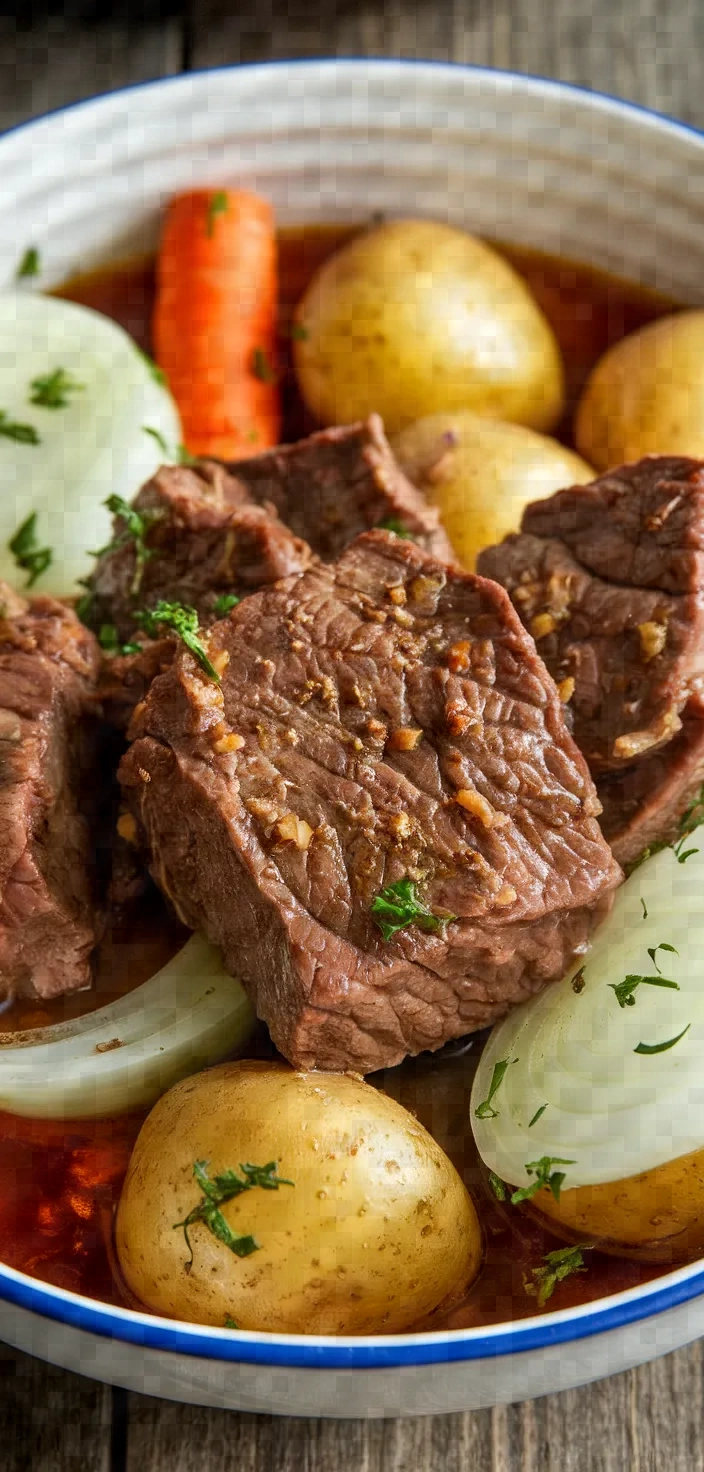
<box><xmin>187</xmin><ymin>0</ymin><xmax>704</xmax><ymax>128</ymax></box>
<box><xmin>0</xmin><ymin>1342</ymin><xmax>111</xmax><ymax>1472</ymax></box>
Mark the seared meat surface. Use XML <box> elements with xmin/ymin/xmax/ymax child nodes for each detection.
<box><xmin>478</xmin><ymin>457</ymin><xmax>704</xmax><ymax>864</ymax></box>
<box><xmin>120</xmin><ymin>530</ymin><xmax>620</xmax><ymax>1073</ymax></box>
<box><xmin>225</xmin><ymin>415</ymin><xmax>454</xmax><ymax>562</ymax></box>
<box><xmin>0</xmin><ymin>585</ymin><xmax>102</xmax><ymax>999</ymax></box>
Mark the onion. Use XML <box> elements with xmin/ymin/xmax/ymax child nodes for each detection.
<box><xmin>0</xmin><ymin>934</ymin><xmax>255</xmax><ymax>1119</ymax></box>
<box><xmin>471</xmin><ymin>839</ymin><xmax>704</xmax><ymax>1190</ymax></box>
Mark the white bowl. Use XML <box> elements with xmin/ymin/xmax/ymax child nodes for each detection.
<box><xmin>1</xmin><ymin>60</ymin><xmax>703</xmax><ymax>1418</ymax></box>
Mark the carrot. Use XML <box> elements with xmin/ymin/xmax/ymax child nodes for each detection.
<box><xmin>153</xmin><ymin>188</ymin><xmax>281</xmax><ymax>459</ymax></box>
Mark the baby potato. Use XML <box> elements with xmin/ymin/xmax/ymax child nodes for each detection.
<box><xmin>392</xmin><ymin>412</ymin><xmax>593</xmax><ymax>570</ymax></box>
<box><xmin>115</xmin><ymin>1060</ymin><xmax>481</xmax><ymax>1334</ymax></box>
<box><xmin>530</xmin><ymin>1146</ymin><xmax>704</xmax><ymax>1264</ymax></box>
<box><xmin>576</xmin><ymin>310</ymin><xmax>704</xmax><ymax>470</ymax></box>
<box><xmin>293</xmin><ymin>219</ymin><xmax>565</xmax><ymax>435</ymax></box>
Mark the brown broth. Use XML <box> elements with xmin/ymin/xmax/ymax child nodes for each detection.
<box><xmin>1</xmin><ymin>226</ymin><xmax>677</xmax><ymax>1327</ymax></box>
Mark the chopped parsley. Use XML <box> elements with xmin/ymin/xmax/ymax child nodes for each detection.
<box><xmin>135</xmin><ymin>599</ymin><xmax>220</xmax><ymax>682</ymax></box>
<box><xmin>528</xmin><ymin>1104</ymin><xmax>548</xmax><ymax>1128</ymax></box>
<box><xmin>97</xmin><ymin>493</ymin><xmax>162</xmax><ymax>596</ymax></box>
<box><xmin>0</xmin><ymin>410</ymin><xmax>40</xmax><ymax>445</ymax></box>
<box><xmin>474</xmin><ymin>1058</ymin><xmax>511</xmax><ymax>1120</ymax></box>
<box><xmin>16</xmin><ymin>246</ymin><xmax>40</xmax><ymax>280</ymax></box>
<box><xmin>8</xmin><ymin>512</ymin><xmax>52</xmax><ymax>587</ymax></box>
<box><xmin>213</xmin><ymin>592</ymin><xmax>240</xmax><ymax>618</ymax></box>
<box><xmin>524</xmin><ymin>1244</ymin><xmax>591</xmax><ymax>1307</ymax></box>
<box><xmin>648</xmin><ymin>942</ymin><xmax>678</xmax><ymax>974</ymax></box>
<box><xmin>136</xmin><ymin>347</ymin><xmax>168</xmax><ymax>389</ymax></box>
<box><xmin>29</xmin><ymin>367</ymin><xmax>84</xmax><ymax>410</ymax></box>
<box><xmin>178</xmin><ymin>443</ymin><xmax>199</xmax><ymax>467</ymax></box>
<box><xmin>206</xmin><ymin>190</ymin><xmax>229</xmax><ymax>238</ymax></box>
<box><xmin>634</xmin><ymin>1024</ymin><xmax>690</xmax><ymax>1055</ymax></box>
<box><xmin>510</xmin><ymin>1156</ymin><xmax>575</xmax><ymax>1205</ymax></box>
<box><xmin>628</xmin><ymin>781</ymin><xmax>704</xmax><ymax>872</ymax></box>
<box><xmin>609</xmin><ymin>973</ymin><xmax>680</xmax><ymax>1009</ymax></box>
<box><xmin>224</xmin><ymin>1315</ymin><xmax>240</xmax><ymax>1330</ymax></box>
<box><xmin>488</xmin><ymin>1171</ymin><xmax>507</xmax><ymax>1202</ymax></box>
<box><xmin>97</xmin><ymin>624</ymin><xmax>141</xmax><ymax>657</ymax></box>
<box><xmin>641</xmin><ymin>898</ymin><xmax>648</xmax><ymax>920</ymax></box>
<box><xmin>571</xmin><ymin>966</ymin><xmax>586</xmax><ymax>995</ymax></box>
<box><xmin>289</xmin><ymin>321</ymin><xmax>309</xmax><ymax>341</ymax></box>
<box><xmin>251</xmin><ymin>346</ymin><xmax>276</xmax><ymax>383</ymax></box>
<box><xmin>143</xmin><ymin>425</ymin><xmax>171</xmax><ymax>457</ymax></box>
<box><xmin>173</xmin><ymin>1159</ymin><xmax>293</xmax><ymax>1266</ymax></box>
<box><xmin>378</xmin><ymin>517</ymin><xmax>416</xmax><ymax>541</ymax></box>
<box><xmin>371</xmin><ymin>875</ymin><xmax>456</xmax><ymax>942</ymax></box>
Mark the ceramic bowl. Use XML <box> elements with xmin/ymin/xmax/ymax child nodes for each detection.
<box><xmin>0</xmin><ymin>60</ymin><xmax>703</xmax><ymax>1417</ymax></box>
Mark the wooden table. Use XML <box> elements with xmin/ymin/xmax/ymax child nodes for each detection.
<box><xmin>1</xmin><ymin>1</ymin><xmax>703</xmax><ymax>1466</ymax></box>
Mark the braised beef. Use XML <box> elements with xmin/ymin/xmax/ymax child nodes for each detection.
<box><xmin>225</xmin><ymin>415</ymin><xmax>454</xmax><ymax>562</ymax></box>
<box><xmin>477</xmin><ymin>457</ymin><xmax>704</xmax><ymax>863</ymax></box>
<box><xmin>0</xmin><ymin>585</ymin><xmax>102</xmax><ymax>999</ymax></box>
<box><xmin>120</xmin><ymin>530</ymin><xmax>620</xmax><ymax>1074</ymax></box>
<box><xmin>87</xmin><ymin>461</ymin><xmax>313</xmax><ymax>641</ymax></box>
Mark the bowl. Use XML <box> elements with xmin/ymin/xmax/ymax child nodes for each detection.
<box><xmin>1</xmin><ymin>59</ymin><xmax>703</xmax><ymax>1418</ymax></box>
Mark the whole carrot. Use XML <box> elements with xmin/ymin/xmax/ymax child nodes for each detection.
<box><xmin>153</xmin><ymin>188</ymin><xmax>281</xmax><ymax>459</ymax></box>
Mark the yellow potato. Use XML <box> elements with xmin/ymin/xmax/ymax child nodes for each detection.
<box><xmin>528</xmin><ymin>1146</ymin><xmax>704</xmax><ymax>1264</ymax></box>
<box><xmin>576</xmin><ymin>310</ymin><xmax>704</xmax><ymax>470</ymax></box>
<box><xmin>293</xmin><ymin>219</ymin><xmax>565</xmax><ymax>435</ymax></box>
<box><xmin>392</xmin><ymin>412</ymin><xmax>593</xmax><ymax>570</ymax></box>
<box><xmin>115</xmin><ymin>1060</ymin><xmax>481</xmax><ymax>1334</ymax></box>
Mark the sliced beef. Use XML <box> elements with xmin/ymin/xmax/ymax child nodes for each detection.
<box><xmin>225</xmin><ymin>415</ymin><xmax>454</xmax><ymax>562</ymax></box>
<box><xmin>120</xmin><ymin>530</ymin><xmax>620</xmax><ymax>1074</ymax></box>
<box><xmin>0</xmin><ymin>584</ymin><xmax>102</xmax><ymax>999</ymax></box>
<box><xmin>477</xmin><ymin>456</ymin><xmax>704</xmax><ymax>864</ymax></box>
<box><xmin>88</xmin><ymin>461</ymin><xmax>313</xmax><ymax>641</ymax></box>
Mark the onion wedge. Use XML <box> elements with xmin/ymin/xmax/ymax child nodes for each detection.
<box><xmin>0</xmin><ymin>934</ymin><xmax>254</xmax><ymax>1119</ymax></box>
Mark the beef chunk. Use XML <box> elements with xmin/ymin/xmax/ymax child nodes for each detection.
<box><xmin>0</xmin><ymin>585</ymin><xmax>102</xmax><ymax>999</ymax></box>
<box><xmin>88</xmin><ymin>462</ymin><xmax>312</xmax><ymax>641</ymax></box>
<box><xmin>225</xmin><ymin>415</ymin><xmax>454</xmax><ymax>562</ymax></box>
<box><xmin>120</xmin><ymin>531</ymin><xmax>620</xmax><ymax>1074</ymax></box>
<box><xmin>477</xmin><ymin>456</ymin><xmax>704</xmax><ymax>863</ymax></box>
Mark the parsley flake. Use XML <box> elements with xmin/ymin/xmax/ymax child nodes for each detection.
<box><xmin>474</xmin><ymin>1058</ymin><xmax>511</xmax><ymax>1120</ymax></box>
<box><xmin>206</xmin><ymin>190</ymin><xmax>229</xmax><ymax>238</ymax></box>
<box><xmin>224</xmin><ymin>1315</ymin><xmax>240</xmax><ymax>1330</ymax></box>
<box><xmin>634</xmin><ymin>1024</ymin><xmax>690</xmax><ymax>1055</ymax></box>
<box><xmin>178</xmin><ymin>443</ymin><xmax>199</xmax><ymax>467</ymax></box>
<box><xmin>97</xmin><ymin>624</ymin><xmax>142</xmax><ymax>657</ymax></box>
<box><xmin>528</xmin><ymin>1104</ymin><xmax>548</xmax><ymax>1128</ymax></box>
<box><xmin>136</xmin><ymin>347</ymin><xmax>168</xmax><ymax>389</ymax></box>
<box><xmin>510</xmin><ymin>1156</ymin><xmax>575</xmax><ymax>1205</ymax></box>
<box><xmin>488</xmin><ymin>1171</ymin><xmax>507</xmax><ymax>1202</ymax></box>
<box><xmin>289</xmin><ymin>321</ymin><xmax>309</xmax><ymax>341</ymax></box>
<box><xmin>647</xmin><ymin>942</ymin><xmax>679</xmax><ymax>974</ymax></box>
<box><xmin>524</xmin><ymin>1244</ymin><xmax>591</xmax><ymax>1307</ymax></box>
<box><xmin>609</xmin><ymin>973</ymin><xmax>680</xmax><ymax>1009</ymax></box>
<box><xmin>135</xmin><ymin>599</ymin><xmax>220</xmax><ymax>682</ymax></box>
<box><xmin>571</xmin><ymin>966</ymin><xmax>586</xmax><ymax>995</ymax></box>
<box><xmin>0</xmin><ymin>410</ymin><xmax>40</xmax><ymax>445</ymax></box>
<box><xmin>371</xmin><ymin>875</ymin><xmax>455</xmax><ymax>942</ymax></box>
<box><xmin>98</xmin><ymin>493</ymin><xmax>163</xmax><ymax>596</ymax></box>
<box><xmin>641</xmin><ymin>898</ymin><xmax>648</xmax><ymax>920</ymax></box>
<box><xmin>213</xmin><ymin>592</ymin><xmax>240</xmax><ymax>618</ymax></box>
<box><xmin>29</xmin><ymin>367</ymin><xmax>84</xmax><ymax>410</ymax></box>
<box><xmin>143</xmin><ymin>425</ymin><xmax>171</xmax><ymax>458</ymax></box>
<box><xmin>173</xmin><ymin>1159</ymin><xmax>293</xmax><ymax>1266</ymax></box>
<box><xmin>251</xmin><ymin>346</ymin><xmax>276</xmax><ymax>384</ymax></box>
<box><xmin>8</xmin><ymin>512</ymin><xmax>52</xmax><ymax>587</ymax></box>
<box><xmin>16</xmin><ymin>246</ymin><xmax>40</xmax><ymax>280</ymax></box>
<box><xmin>378</xmin><ymin>517</ymin><xmax>416</xmax><ymax>541</ymax></box>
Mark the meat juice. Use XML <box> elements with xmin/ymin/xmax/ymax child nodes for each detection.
<box><xmin>0</xmin><ymin>227</ymin><xmax>674</xmax><ymax>1326</ymax></box>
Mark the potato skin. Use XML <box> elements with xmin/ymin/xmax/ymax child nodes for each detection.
<box><xmin>392</xmin><ymin>412</ymin><xmax>593</xmax><ymax>570</ymax></box>
<box><xmin>293</xmin><ymin>219</ymin><xmax>565</xmax><ymax>435</ymax></box>
<box><xmin>115</xmin><ymin>1060</ymin><xmax>481</xmax><ymax>1334</ymax></box>
<box><xmin>528</xmin><ymin>1146</ymin><xmax>704</xmax><ymax>1264</ymax></box>
<box><xmin>576</xmin><ymin>310</ymin><xmax>704</xmax><ymax>470</ymax></box>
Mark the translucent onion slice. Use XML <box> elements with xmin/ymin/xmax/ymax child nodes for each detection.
<box><xmin>0</xmin><ymin>934</ymin><xmax>255</xmax><ymax>1119</ymax></box>
<box><xmin>471</xmin><ymin>839</ymin><xmax>704</xmax><ymax>1191</ymax></box>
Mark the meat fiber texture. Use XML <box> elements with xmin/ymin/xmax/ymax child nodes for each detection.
<box><xmin>89</xmin><ymin>461</ymin><xmax>313</xmax><ymax>642</ymax></box>
<box><xmin>478</xmin><ymin>457</ymin><xmax>704</xmax><ymax>866</ymax></box>
<box><xmin>0</xmin><ymin>583</ymin><xmax>102</xmax><ymax>999</ymax></box>
<box><xmin>225</xmin><ymin>414</ymin><xmax>454</xmax><ymax>563</ymax></box>
<box><xmin>120</xmin><ymin>530</ymin><xmax>620</xmax><ymax>1074</ymax></box>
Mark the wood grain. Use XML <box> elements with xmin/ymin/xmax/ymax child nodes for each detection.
<box><xmin>0</xmin><ymin>2</ymin><xmax>703</xmax><ymax>1467</ymax></box>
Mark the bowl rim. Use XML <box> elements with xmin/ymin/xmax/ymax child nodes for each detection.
<box><xmin>1</xmin><ymin>55</ymin><xmax>703</xmax><ymax>1371</ymax></box>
